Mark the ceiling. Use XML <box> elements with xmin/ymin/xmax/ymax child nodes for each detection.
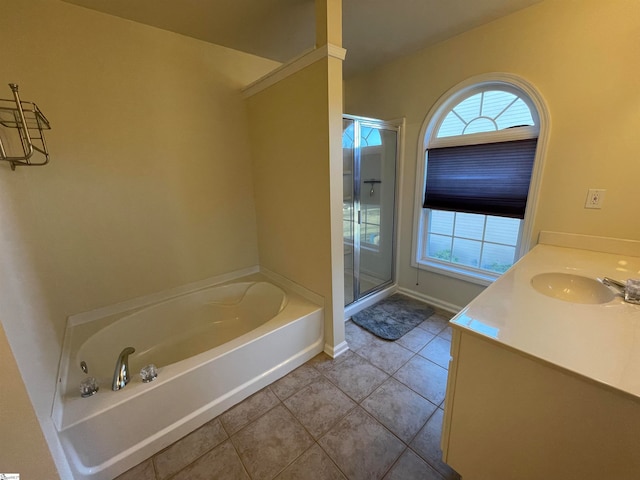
<box><xmin>62</xmin><ymin>0</ymin><xmax>542</xmax><ymax>78</ymax></box>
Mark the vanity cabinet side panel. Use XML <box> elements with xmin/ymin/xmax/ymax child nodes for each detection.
<box><xmin>446</xmin><ymin>331</ymin><xmax>640</xmax><ymax>480</ymax></box>
<box><xmin>440</xmin><ymin>326</ymin><xmax>461</xmax><ymax>457</ymax></box>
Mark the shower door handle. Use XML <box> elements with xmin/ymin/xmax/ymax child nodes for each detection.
<box><xmin>357</xmin><ymin>210</ymin><xmax>361</xmax><ymax>224</ymax></box>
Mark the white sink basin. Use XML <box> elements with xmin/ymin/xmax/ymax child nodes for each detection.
<box><xmin>530</xmin><ymin>273</ymin><xmax>616</xmax><ymax>304</ymax></box>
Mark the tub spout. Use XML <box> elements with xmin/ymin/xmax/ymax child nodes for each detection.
<box><xmin>112</xmin><ymin>347</ymin><xmax>135</xmax><ymax>391</ymax></box>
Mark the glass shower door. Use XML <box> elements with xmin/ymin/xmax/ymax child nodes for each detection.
<box><xmin>343</xmin><ymin>116</ymin><xmax>398</xmax><ymax>306</ymax></box>
<box><xmin>343</xmin><ymin>118</ymin><xmax>355</xmax><ymax>305</ymax></box>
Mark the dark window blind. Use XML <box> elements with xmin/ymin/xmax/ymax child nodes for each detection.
<box><xmin>423</xmin><ymin>138</ymin><xmax>537</xmax><ymax>219</ymax></box>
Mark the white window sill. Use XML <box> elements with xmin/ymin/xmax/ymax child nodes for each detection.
<box><xmin>413</xmin><ymin>259</ymin><xmax>498</xmax><ymax>287</ymax></box>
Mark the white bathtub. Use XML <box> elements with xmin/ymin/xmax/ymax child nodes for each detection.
<box><xmin>53</xmin><ymin>272</ymin><xmax>324</xmax><ymax>480</ymax></box>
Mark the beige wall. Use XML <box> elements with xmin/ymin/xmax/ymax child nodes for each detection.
<box><xmin>0</xmin><ymin>322</ymin><xmax>58</xmax><ymax>478</ymax></box>
<box><xmin>246</xmin><ymin>54</ymin><xmax>346</xmax><ymax>351</ymax></box>
<box><xmin>0</xmin><ymin>0</ymin><xmax>278</xmax><ymax>474</ymax></box>
<box><xmin>345</xmin><ymin>0</ymin><xmax>640</xmax><ymax>308</ymax></box>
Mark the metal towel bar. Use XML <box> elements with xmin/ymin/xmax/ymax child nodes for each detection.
<box><xmin>0</xmin><ymin>83</ymin><xmax>51</xmax><ymax>170</ymax></box>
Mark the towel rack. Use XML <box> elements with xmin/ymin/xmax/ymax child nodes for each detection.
<box><xmin>0</xmin><ymin>83</ymin><xmax>51</xmax><ymax>170</ymax></box>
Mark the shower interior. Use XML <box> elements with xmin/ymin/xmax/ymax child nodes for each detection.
<box><xmin>342</xmin><ymin>115</ymin><xmax>399</xmax><ymax>306</ymax></box>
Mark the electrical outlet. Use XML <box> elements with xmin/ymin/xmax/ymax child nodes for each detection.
<box><xmin>585</xmin><ymin>188</ymin><xmax>606</xmax><ymax>209</ymax></box>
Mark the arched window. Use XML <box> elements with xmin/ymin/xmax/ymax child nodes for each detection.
<box><xmin>414</xmin><ymin>75</ymin><xmax>548</xmax><ymax>284</ymax></box>
<box><xmin>342</xmin><ymin>122</ymin><xmax>382</xmax><ymax>148</ymax></box>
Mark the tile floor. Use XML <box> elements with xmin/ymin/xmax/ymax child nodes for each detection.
<box><xmin>116</xmin><ymin>307</ymin><xmax>461</xmax><ymax>480</ymax></box>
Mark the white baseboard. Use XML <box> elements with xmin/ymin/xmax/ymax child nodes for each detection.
<box><xmin>324</xmin><ymin>341</ymin><xmax>349</xmax><ymax>358</ymax></box>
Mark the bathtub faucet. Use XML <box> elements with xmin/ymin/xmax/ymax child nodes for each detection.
<box><xmin>112</xmin><ymin>347</ymin><xmax>135</xmax><ymax>391</ymax></box>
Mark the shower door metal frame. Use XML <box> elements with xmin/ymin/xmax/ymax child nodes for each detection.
<box><xmin>343</xmin><ymin>114</ymin><xmax>401</xmax><ymax>306</ymax></box>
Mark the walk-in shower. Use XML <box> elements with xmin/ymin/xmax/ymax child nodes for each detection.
<box><xmin>343</xmin><ymin>115</ymin><xmax>399</xmax><ymax>306</ymax></box>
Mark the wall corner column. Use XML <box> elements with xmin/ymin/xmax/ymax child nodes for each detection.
<box><xmin>316</xmin><ymin>0</ymin><xmax>347</xmax><ymax>356</ymax></box>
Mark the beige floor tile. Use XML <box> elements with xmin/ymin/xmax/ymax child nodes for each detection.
<box><xmin>275</xmin><ymin>444</ymin><xmax>346</xmax><ymax>480</ymax></box>
<box><xmin>355</xmin><ymin>337</ymin><xmax>414</xmax><ymax>374</ymax></box>
<box><xmin>171</xmin><ymin>439</ymin><xmax>250</xmax><ymax>480</ymax></box>
<box><xmin>318</xmin><ymin>407</ymin><xmax>405</xmax><ymax>480</ymax></box>
<box><xmin>393</xmin><ymin>355</ymin><xmax>448</xmax><ymax>405</ymax></box>
<box><xmin>220</xmin><ymin>387</ymin><xmax>279</xmax><ymax>435</ymax></box>
<box><xmin>383</xmin><ymin>449</ymin><xmax>445</xmax><ymax>480</ymax></box>
<box><xmin>418</xmin><ymin>336</ymin><xmax>452</xmax><ymax>370</ymax></box>
<box><xmin>345</xmin><ymin>320</ymin><xmax>377</xmax><ymax>351</ymax></box>
<box><xmin>416</xmin><ymin>314</ymin><xmax>450</xmax><ymax>336</ymax></box>
<box><xmin>270</xmin><ymin>363</ymin><xmax>323</xmax><ymax>400</ymax></box>
<box><xmin>438</xmin><ymin>325</ymin><xmax>453</xmax><ymax>342</ymax></box>
<box><xmin>361</xmin><ymin>378</ymin><xmax>438</xmax><ymax>443</ymax></box>
<box><xmin>231</xmin><ymin>404</ymin><xmax>314</xmax><ymax>480</ymax></box>
<box><xmin>284</xmin><ymin>377</ymin><xmax>356</xmax><ymax>439</ymax></box>
<box><xmin>397</xmin><ymin>327</ymin><xmax>436</xmax><ymax>352</ymax></box>
<box><xmin>307</xmin><ymin>350</ymin><xmax>356</xmax><ymax>374</ymax></box>
<box><xmin>410</xmin><ymin>409</ymin><xmax>460</xmax><ymax>480</ymax></box>
<box><xmin>153</xmin><ymin>418</ymin><xmax>228</xmax><ymax>480</ymax></box>
<box><xmin>115</xmin><ymin>458</ymin><xmax>155</xmax><ymax>480</ymax></box>
<box><xmin>322</xmin><ymin>352</ymin><xmax>388</xmax><ymax>402</ymax></box>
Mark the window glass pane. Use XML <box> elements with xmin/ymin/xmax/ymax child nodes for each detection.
<box><xmin>454</xmin><ymin>212</ymin><xmax>484</xmax><ymax>240</ymax></box>
<box><xmin>343</xmin><ymin>204</ymin><xmax>353</xmax><ymax>241</ymax></box>
<box><xmin>427</xmin><ymin>234</ymin><xmax>453</xmax><ymax>261</ymax></box>
<box><xmin>496</xmin><ymin>98</ymin><xmax>534</xmax><ymax>129</ymax></box>
<box><xmin>452</xmin><ymin>237</ymin><xmax>481</xmax><ymax>268</ymax></box>
<box><xmin>363</xmin><ymin>224</ymin><xmax>380</xmax><ymax>245</ymax></box>
<box><xmin>428</xmin><ymin>210</ymin><xmax>454</xmax><ymax>235</ymax></box>
<box><xmin>484</xmin><ymin>216</ymin><xmax>520</xmax><ymax>245</ymax></box>
<box><xmin>480</xmin><ymin>90</ymin><xmax>517</xmax><ymax>118</ymax></box>
<box><xmin>343</xmin><ymin>123</ymin><xmax>354</xmax><ymax>148</ymax></box>
<box><xmin>438</xmin><ymin>112</ymin><xmax>465</xmax><ymax>137</ymax></box>
<box><xmin>362</xmin><ymin>206</ymin><xmax>380</xmax><ymax>247</ymax></box>
<box><xmin>481</xmin><ymin>243</ymin><xmax>516</xmax><ymax>273</ymax></box>
<box><xmin>453</xmin><ymin>93</ymin><xmax>481</xmax><ymax>123</ymax></box>
<box><xmin>361</xmin><ymin>126</ymin><xmax>382</xmax><ymax>147</ymax></box>
<box><xmin>464</xmin><ymin>117</ymin><xmax>496</xmax><ymax>134</ymax></box>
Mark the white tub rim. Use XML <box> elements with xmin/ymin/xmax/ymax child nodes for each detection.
<box><xmin>53</xmin><ymin>266</ymin><xmax>323</xmax><ymax>432</ymax></box>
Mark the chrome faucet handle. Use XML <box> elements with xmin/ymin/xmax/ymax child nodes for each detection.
<box><xmin>112</xmin><ymin>346</ymin><xmax>135</xmax><ymax>391</ymax></box>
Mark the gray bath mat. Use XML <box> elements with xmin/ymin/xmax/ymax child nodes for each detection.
<box><xmin>352</xmin><ymin>294</ymin><xmax>435</xmax><ymax>340</ymax></box>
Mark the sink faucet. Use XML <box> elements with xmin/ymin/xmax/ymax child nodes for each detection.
<box><xmin>602</xmin><ymin>277</ymin><xmax>625</xmax><ymax>294</ymax></box>
<box><xmin>112</xmin><ymin>347</ymin><xmax>135</xmax><ymax>391</ymax></box>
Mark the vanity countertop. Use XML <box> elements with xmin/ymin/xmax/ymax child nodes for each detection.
<box><xmin>451</xmin><ymin>240</ymin><xmax>640</xmax><ymax>400</ymax></box>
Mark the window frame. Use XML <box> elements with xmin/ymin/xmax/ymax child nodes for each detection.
<box><xmin>412</xmin><ymin>73</ymin><xmax>550</xmax><ymax>286</ymax></box>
